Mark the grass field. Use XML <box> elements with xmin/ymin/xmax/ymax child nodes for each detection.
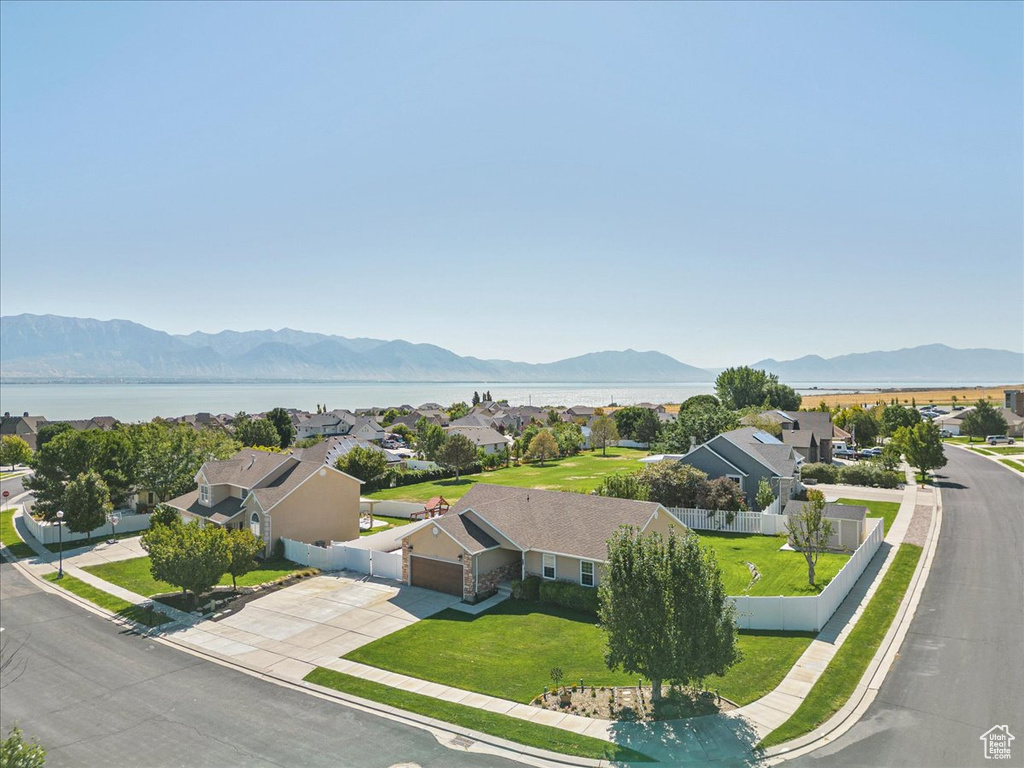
<box><xmin>983</xmin><ymin>445</ymin><xmax>1024</xmax><ymax>454</ymax></box>
<box><xmin>760</xmin><ymin>543</ymin><xmax>923</xmax><ymax>748</ymax></box>
<box><xmin>43</xmin><ymin>572</ymin><xmax>173</xmax><ymax>627</ymax></box>
<box><xmin>359</xmin><ymin>514</ymin><xmax>414</xmax><ymax>536</ymax></box>
<box><xmin>345</xmin><ymin>599</ymin><xmax>815</xmax><ymax>707</ymax></box>
<box><xmin>1000</xmin><ymin>459</ymin><xmax>1024</xmax><ymax>473</ymax></box>
<box><xmin>699</xmin><ymin>532</ymin><xmax>849</xmax><ymax>596</ymax></box>
<box><xmin>838</xmin><ymin>497</ymin><xmax>901</xmax><ymax>537</ymax></box>
<box><xmin>0</xmin><ymin>509</ymin><xmax>37</xmax><ymax>559</ymax></box>
<box><xmin>83</xmin><ymin>555</ymin><xmax>307</xmax><ymax>597</ymax></box>
<box><xmin>367</xmin><ymin>448</ymin><xmax>649</xmax><ymax>502</ymax></box>
<box><xmin>304</xmin><ymin>668</ymin><xmax>654</xmax><ymax>762</ymax></box>
<box><xmin>800</xmin><ymin>386</ymin><xmax>1018</xmax><ymax>410</ymax></box>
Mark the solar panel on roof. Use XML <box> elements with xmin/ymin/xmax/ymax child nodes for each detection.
<box><xmin>753</xmin><ymin>430</ymin><xmax>783</xmax><ymax>444</ymax></box>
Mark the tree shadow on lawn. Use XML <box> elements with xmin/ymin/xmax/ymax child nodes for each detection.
<box><xmin>607</xmin><ymin>706</ymin><xmax>765</xmax><ymax>765</ymax></box>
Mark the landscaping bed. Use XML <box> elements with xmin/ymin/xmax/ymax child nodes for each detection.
<box><xmin>532</xmin><ymin>683</ymin><xmax>737</xmax><ymax>721</ymax></box>
<box><xmin>366</xmin><ymin>448</ymin><xmax>649</xmax><ymax>502</ymax></box>
<box><xmin>345</xmin><ymin>599</ymin><xmax>815</xmax><ymax>707</ymax></box>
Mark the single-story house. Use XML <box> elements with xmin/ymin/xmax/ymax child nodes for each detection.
<box><xmin>444</xmin><ymin>426</ymin><xmax>512</xmax><ymax>455</ymax></box>
<box><xmin>165</xmin><ymin>448</ymin><xmax>362</xmax><ymax>555</ymax></box>
<box><xmin>350</xmin><ymin>417</ymin><xmax>386</xmax><ymax>443</ymax></box>
<box><xmin>783</xmin><ymin>499</ymin><xmax>868</xmax><ymax>551</ymax></box>
<box><xmin>677</xmin><ymin>427</ymin><xmax>804</xmax><ymax>510</ymax></box>
<box><xmin>401</xmin><ymin>484</ymin><xmax>688</xmax><ymax>603</ymax></box>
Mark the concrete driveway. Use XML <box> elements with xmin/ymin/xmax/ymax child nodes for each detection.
<box><xmin>173</xmin><ymin>572</ymin><xmax>459</xmax><ymax>681</ymax></box>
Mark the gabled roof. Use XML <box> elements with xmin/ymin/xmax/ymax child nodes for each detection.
<box><xmin>436</xmin><ymin>484</ymin><xmax>669</xmax><ymax>561</ymax></box>
<box><xmin>714</xmin><ymin>427</ymin><xmax>801</xmax><ymax>477</ymax></box>
<box><xmin>782</xmin><ymin>429</ymin><xmax>817</xmax><ymax>449</ymax></box>
<box><xmin>445</xmin><ymin>425</ymin><xmax>508</xmax><ymax>446</ymax></box>
<box><xmin>199</xmin><ymin>449</ymin><xmax>291</xmax><ymax>486</ymax></box>
<box><xmin>249</xmin><ymin>460</ymin><xmax>322</xmax><ymax>510</ymax></box>
<box><xmin>165</xmin><ymin>489</ymin><xmax>245</xmax><ymax>525</ymax></box>
<box><xmin>782</xmin><ymin>411</ymin><xmax>834</xmax><ymax>442</ymax></box>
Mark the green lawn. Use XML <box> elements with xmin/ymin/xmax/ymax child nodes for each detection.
<box><xmin>969</xmin><ymin>446</ymin><xmax>995</xmax><ymax>456</ymax></box>
<box><xmin>837</xmin><ymin>497</ymin><xmax>901</xmax><ymax>537</ymax></box>
<box><xmin>1000</xmin><ymin>459</ymin><xmax>1024</xmax><ymax>473</ymax></box>
<box><xmin>984</xmin><ymin>445</ymin><xmax>1024</xmax><ymax>455</ymax></box>
<box><xmin>0</xmin><ymin>509</ymin><xmax>36</xmax><ymax>559</ymax></box>
<box><xmin>367</xmin><ymin>448</ymin><xmax>649</xmax><ymax>502</ymax></box>
<box><xmin>360</xmin><ymin>514</ymin><xmax>414</xmax><ymax>536</ymax></box>
<box><xmin>43</xmin><ymin>572</ymin><xmax>173</xmax><ymax>627</ymax></box>
<box><xmin>760</xmin><ymin>543</ymin><xmax>923</xmax><ymax>748</ymax></box>
<box><xmin>699</xmin><ymin>532</ymin><xmax>849</xmax><ymax>596</ymax></box>
<box><xmin>345</xmin><ymin>599</ymin><xmax>815</xmax><ymax>707</ymax></box>
<box><xmin>304</xmin><ymin>668</ymin><xmax>654</xmax><ymax>763</ymax></box>
<box><xmin>83</xmin><ymin>555</ymin><xmax>307</xmax><ymax>597</ymax></box>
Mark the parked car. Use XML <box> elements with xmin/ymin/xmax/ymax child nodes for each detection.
<box><xmin>939</xmin><ymin>429</ymin><xmax>954</xmax><ymax>438</ymax></box>
<box><xmin>987</xmin><ymin>435</ymin><xmax>1015</xmax><ymax>445</ymax></box>
<box><xmin>860</xmin><ymin>447</ymin><xmax>882</xmax><ymax>457</ymax></box>
<box><xmin>834</xmin><ymin>447</ymin><xmax>858</xmax><ymax>459</ymax></box>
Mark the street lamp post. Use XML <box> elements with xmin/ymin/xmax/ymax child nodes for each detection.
<box><xmin>56</xmin><ymin>509</ymin><xmax>65</xmax><ymax>579</ymax></box>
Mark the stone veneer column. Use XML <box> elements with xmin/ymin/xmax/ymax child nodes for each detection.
<box><xmin>462</xmin><ymin>556</ymin><xmax>475</xmax><ymax>603</ymax></box>
<box><xmin>401</xmin><ymin>541</ymin><xmax>411</xmax><ymax>584</ymax></box>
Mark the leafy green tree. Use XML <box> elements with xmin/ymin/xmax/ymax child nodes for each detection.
<box><xmin>234</xmin><ymin>417</ymin><xmax>280</xmax><ymax>448</ymax></box>
<box><xmin>656</xmin><ymin>403</ymin><xmax>737</xmax><ymax>453</ymax></box>
<box><xmin>595</xmin><ymin>472</ymin><xmax>650</xmax><ymax>500</ymax></box>
<box><xmin>141</xmin><ymin>521</ymin><xmax>230</xmax><ymax>606</ymax></box>
<box><xmin>835</xmin><ymin>406</ymin><xmax>880</xmax><ymax>448</ymax></box>
<box><xmin>880</xmin><ymin>404</ymin><xmax>921</xmax><ymax>436</ymax></box>
<box><xmin>225</xmin><ymin>528</ymin><xmax>265</xmax><ymax>588</ymax></box>
<box><xmin>526</xmin><ymin>430</ymin><xmax>559</xmax><ymax>465</ymax></box>
<box><xmin>715</xmin><ymin>367</ymin><xmax>799</xmax><ymax>410</ymax></box>
<box><xmin>959</xmin><ymin>400</ymin><xmax>1008</xmax><ymax>443</ymax></box>
<box><xmin>739</xmin><ymin>411</ymin><xmax>783</xmax><ymax>437</ymax></box>
<box><xmin>551</xmin><ymin>422</ymin><xmax>584</xmax><ymax>456</ymax></box>
<box><xmin>600</xmin><ymin>526</ymin><xmax>739</xmax><ymax>701</ymax></box>
<box><xmin>613</xmin><ymin>407</ymin><xmax>662</xmax><ymax>446</ymax></box>
<box><xmin>546</xmin><ymin>408</ymin><xmax>562</xmax><ymax>426</ymax></box>
<box><xmin>786</xmin><ymin>489</ymin><xmax>834</xmax><ymax>586</ymax></box>
<box><xmin>0</xmin><ymin>726</ymin><xmax>46</xmax><ymax>768</ymax></box>
<box><xmin>336</xmin><ymin>446</ymin><xmax>388</xmax><ymax>482</ymax></box>
<box><xmin>265</xmin><ymin>408</ymin><xmax>295</xmax><ymax>448</ymax></box>
<box><xmin>878</xmin><ymin>442</ymin><xmax>903</xmax><ymax>471</ymax></box>
<box><xmin>149</xmin><ymin>504</ymin><xmax>181</xmax><ymax>528</ymax></box>
<box><xmin>898</xmin><ymin>421</ymin><xmax>947</xmax><ymax>478</ymax></box>
<box><xmin>131</xmin><ymin>422</ymin><xmax>239</xmax><ymax>503</ymax></box>
<box><xmin>62</xmin><ymin>470</ymin><xmax>112</xmax><ymax>539</ymax></box>
<box><xmin>437</xmin><ymin>433</ymin><xmax>478</xmax><ymax>480</ymax></box>
<box><xmin>381</xmin><ymin>409</ymin><xmax>399</xmax><ymax>427</ymax></box>
<box><xmin>27</xmin><ymin>429</ymin><xmax>135</xmax><ymax>521</ymax></box>
<box><xmin>764</xmin><ymin>381</ymin><xmax>802</xmax><ymax>411</ymax></box>
<box><xmin>447</xmin><ymin>401</ymin><xmax>470</xmax><ymax>421</ymax></box>
<box><xmin>697</xmin><ymin>477</ymin><xmax>747</xmax><ymax>518</ymax></box>
<box><xmin>414</xmin><ymin>418</ymin><xmax>446</xmax><ymax>461</ymax></box>
<box><xmin>589</xmin><ymin>416</ymin><xmax>619</xmax><ymax>456</ymax></box>
<box><xmin>755</xmin><ymin>477</ymin><xmax>775</xmax><ymax>512</ymax></box>
<box><xmin>472</xmin><ymin>391</ymin><xmax>481</xmax><ymax>406</ymax></box>
<box><xmin>639</xmin><ymin>462</ymin><xmax>707</xmax><ymax>507</ymax></box>
<box><xmin>0</xmin><ymin>435</ymin><xmax>32</xmax><ymax>470</ymax></box>
<box><xmin>293</xmin><ymin>435</ymin><xmax>326</xmax><ymax>449</ymax></box>
<box><xmin>679</xmin><ymin>394</ymin><xmax>721</xmax><ymax>412</ymax></box>
<box><xmin>388</xmin><ymin>423</ymin><xmax>413</xmax><ymax>445</ymax></box>
<box><xmin>36</xmin><ymin>421</ymin><xmax>73</xmax><ymax>449</ymax></box>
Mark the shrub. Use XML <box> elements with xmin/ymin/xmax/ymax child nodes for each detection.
<box><xmin>800</xmin><ymin>463</ymin><xmax>838</xmax><ymax>483</ymax></box>
<box><xmin>513</xmin><ymin>575</ymin><xmax>541</xmax><ymax>602</ymax></box>
<box><xmin>539</xmin><ymin>579</ymin><xmax>600</xmax><ymax>616</ymax></box>
<box><xmin>362</xmin><ymin>462</ymin><xmax>483</xmax><ymax>493</ymax></box>
<box><xmin>837</xmin><ymin>463</ymin><xmax>902</xmax><ymax>488</ymax></box>
<box><xmin>272</xmin><ymin>537</ymin><xmax>285</xmax><ymax>559</ymax></box>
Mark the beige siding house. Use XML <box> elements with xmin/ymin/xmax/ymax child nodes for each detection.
<box><xmin>401</xmin><ymin>484</ymin><xmax>688</xmax><ymax>603</ymax></box>
<box><xmin>165</xmin><ymin>448</ymin><xmax>362</xmax><ymax>555</ymax></box>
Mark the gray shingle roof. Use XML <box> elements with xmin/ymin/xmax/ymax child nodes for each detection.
<box><xmin>439</xmin><ymin>484</ymin><xmax>667</xmax><ymax>561</ymax></box>
<box><xmin>165</xmin><ymin>489</ymin><xmax>245</xmax><ymax>525</ymax></box>
<box><xmin>251</xmin><ymin>461</ymin><xmax>321</xmax><ymax>510</ymax></box>
<box><xmin>199</xmin><ymin>450</ymin><xmax>291</xmax><ymax>486</ymax></box>
<box><xmin>717</xmin><ymin>427</ymin><xmax>801</xmax><ymax>476</ymax></box>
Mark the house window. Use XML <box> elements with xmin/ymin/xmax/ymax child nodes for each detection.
<box><xmin>200</xmin><ymin>484</ymin><xmax>210</xmax><ymax>504</ymax></box>
<box><xmin>147</xmin><ymin>492</ymin><xmax>154</xmax><ymax>505</ymax></box>
<box><xmin>580</xmin><ymin>560</ymin><xmax>595</xmax><ymax>588</ymax></box>
<box><xmin>250</xmin><ymin>512</ymin><xmax>260</xmax><ymax>536</ymax></box>
<box><xmin>542</xmin><ymin>553</ymin><xmax>556</xmax><ymax>580</ymax></box>
<box><xmin>726</xmin><ymin>474</ymin><xmax>743</xmax><ymax>490</ymax></box>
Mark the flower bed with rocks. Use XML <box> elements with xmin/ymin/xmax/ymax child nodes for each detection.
<box><xmin>531</xmin><ymin>683</ymin><xmax>737</xmax><ymax>722</ymax></box>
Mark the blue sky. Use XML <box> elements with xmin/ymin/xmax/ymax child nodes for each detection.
<box><xmin>1</xmin><ymin>1</ymin><xmax>1021</xmax><ymax>367</ymax></box>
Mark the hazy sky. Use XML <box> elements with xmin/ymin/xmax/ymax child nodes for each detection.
<box><xmin>1</xmin><ymin>1</ymin><xmax>1021</xmax><ymax>367</ymax></box>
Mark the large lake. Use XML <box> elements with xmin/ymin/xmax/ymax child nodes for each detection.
<box><xmin>0</xmin><ymin>380</ymin><xmax>987</xmax><ymax>422</ymax></box>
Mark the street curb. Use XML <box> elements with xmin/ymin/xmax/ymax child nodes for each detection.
<box><xmin>944</xmin><ymin>441</ymin><xmax>1024</xmax><ymax>475</ymax></box>
<box><xmin>7</xmin><ymin>557</ymin><xmax>619</xmax><ymax>768</ymax></box>
<box><xmin>763</xmin><ymin>481</ymin><xmax>942</xmax><ymax>761</ymax></box>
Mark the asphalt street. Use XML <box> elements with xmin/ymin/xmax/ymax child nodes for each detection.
<box><xmin>792</xmin><ymin>447</ymin><xmax>1024</xmax><ymax>768</ymax></box>
<box><xmin>1</xmin><ymin>471</ymin><xmax>30</xmax><ymax>500</ymax></box>
<box><xmin>0</xmin><ymin>562</ymin><xmax>526</xmax><ymax>768</ymax></box>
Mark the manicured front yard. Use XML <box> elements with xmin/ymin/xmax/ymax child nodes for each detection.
<box><xmin>345</xmin><ymin>599</ymin><xmax>815</xmax><ymax>707</ymax></box>
<box><xmin>760</xmin><ymin>543</ymin><xmax>923</xmax><ymax>748</ymax></box>
<box><xmin>838</xmin><ymin>497</ymin><xmax>901</xmax><ymax>537</ymax></box>
<box><xmin>304</xmin><ymin>668</ymin><xmax>654</xmax><ymax>762</ymax></box>
<box><xmin>83</xmin><ymin>555</ymin><xmax>306</xmax><ymax>597</ymax></box>
<box><xmin>1</xmin><ymin>509</ymin><xmax>36</xmax><ymax>559</ymax></box>
<box><xmin>43</xmin><ymin>572</ymin><xmax>173</xmax><ymax>627</ymax></box>
<box><xmin>367</xmin><ymin>448</ymin><xmax>649</xmax><ymax>502</ymax></box>
<box><xmin>699</xmin><ymin>532</ymin><xmax>849</xmax><ymax>596</ymax></box>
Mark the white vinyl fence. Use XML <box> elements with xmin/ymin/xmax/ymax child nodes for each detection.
<box><xmin>359</xmin><ymin>499</ymin><xmax>424</xmax><ymax>519</ymax></box>
<box><xmin>21</xmin><ymin>509</ymin><xmax>151</xmax><ymax>546</ymax></box>
<box><xmin>282</xmin><ymin>538</ymin><xmax>403</xmax><ymax>581</ymax></box>
<box><xmin>668</xmin><ymin>508</ymin><xmax>773</xmax><ymax>534</ymax></box>
<box><xmin>730</xmin><ymin>517</ymin><xmax>884</xmax><ymax>631</ymax></box>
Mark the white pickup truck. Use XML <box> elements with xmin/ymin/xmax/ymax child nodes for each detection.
<box><xmin>833</xmin><ymin>441</ymin><xmax>858</xmax><ymax>459</ymax></box>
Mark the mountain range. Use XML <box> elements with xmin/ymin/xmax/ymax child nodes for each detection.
<box><xmin>1</xmin><ymin>314</ymin><xmax>1021</xmax><ymax>384</ymax></box>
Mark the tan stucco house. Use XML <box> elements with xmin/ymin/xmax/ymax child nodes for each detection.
<box><xmin>165</xmin><ymin>448</ymin><xmax>362</xmax><ymax>555</ymax></box>
<box><xmin>401</xmin><ymin>484</ymin><xmax>688</xmax><ymax>603</ymax></box>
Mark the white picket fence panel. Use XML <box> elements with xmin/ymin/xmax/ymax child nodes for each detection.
<box><xmin>282</xmin><ymin>538</ymin><xmax>402</xmax><ymax>581</ymax></box>
<box><xmin>21</xmin><ymin>509</ymin><xmax>151</xmax><ymax>545</ymax></box>
<box><xmin>667</xmin><ymin>508</ymin><xmax>766</xmax><ymax>534</ymax></box>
